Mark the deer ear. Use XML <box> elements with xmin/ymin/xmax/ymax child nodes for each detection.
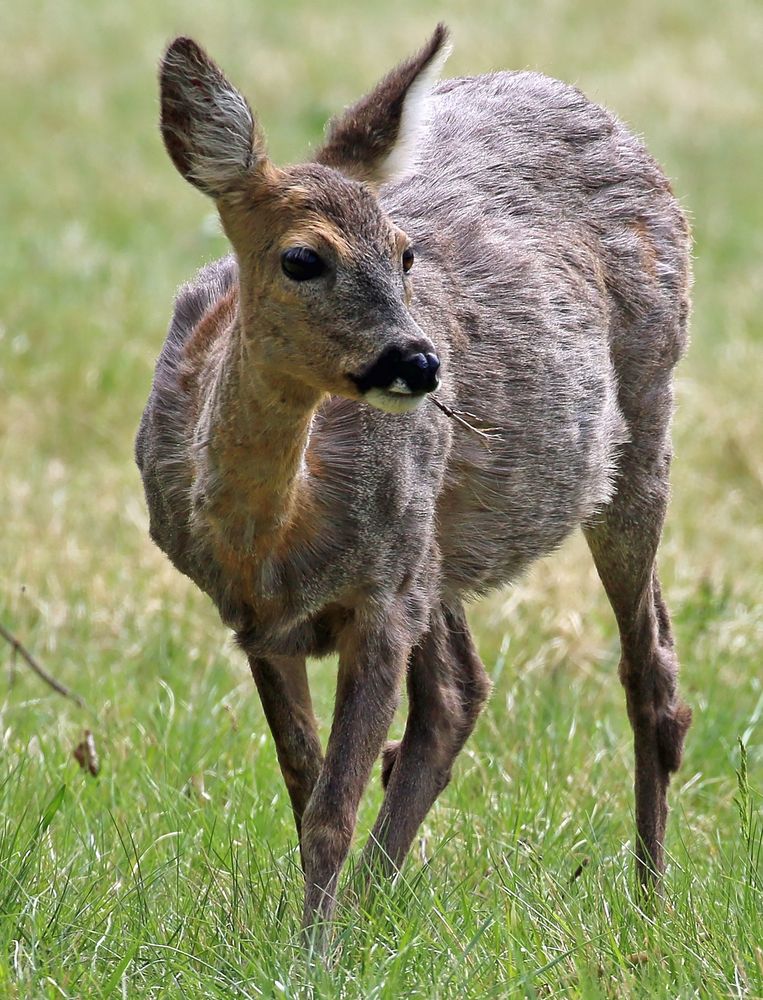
<box><xmin>316</xmin><ymin>24</ymin><xmax>451</xmax><ymax>187</ymax></box>
<box><xmin>159</xmin><ymin>37</ymin><xmax>267</xmax><ymax>198</ymax></box>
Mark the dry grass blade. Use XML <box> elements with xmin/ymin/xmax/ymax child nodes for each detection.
<box><xmin>73</xmin><ymin>730</ymin><xmax>100</xmax><ymax>776</ymax></box>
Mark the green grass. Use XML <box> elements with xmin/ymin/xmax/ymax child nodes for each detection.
<box><xmin>1</xmin><ymin>0</ymin><xmax>762</xmax><ymax>995</ymax></box>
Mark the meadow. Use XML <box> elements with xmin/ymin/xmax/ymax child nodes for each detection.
<box><xmin>1</xmin><ymin>0</ymin><xmax>761</xmax><ymax>995</ymax></box>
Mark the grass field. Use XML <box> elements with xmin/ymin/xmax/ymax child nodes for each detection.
<box><xmin>1</xmin><ymin>0</ymin><xmax>762</xmax><ymax>995</ymax></box>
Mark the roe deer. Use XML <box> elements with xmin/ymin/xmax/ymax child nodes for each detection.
<box><xmin>136</xmin><ymin>24</ymin><xmax>692</xmax><ymax>938</ymax></box>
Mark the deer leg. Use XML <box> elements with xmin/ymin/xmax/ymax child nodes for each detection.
<box><xmin>362</xmin><ymin>602</ymin><xmax>491</xmax><ymax>874</ymax></box>
<box><xmin>583</xmin><ymin>448</ymin><xmax>691</xmax><ymax>889</ymax></box>
<box><xmin>299</xmin><ymin>617</ymin><xmax>410</xmax><ymax>935</ymax></box>
<box><xmin>248</xmin><ymin>655</ymin><xmax>323</xmax><ymax>856</ymax></box>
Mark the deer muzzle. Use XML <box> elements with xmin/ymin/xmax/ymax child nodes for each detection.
<box><xmin>349</xmin><ymin>345</ymin><xmax>441</xmax><ymax>403</ymax></box>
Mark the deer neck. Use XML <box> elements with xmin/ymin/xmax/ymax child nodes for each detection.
<box><xmin>194</xmin><ymin>314</ymin><xmax>322</xmax><ymax>560</ymax></box>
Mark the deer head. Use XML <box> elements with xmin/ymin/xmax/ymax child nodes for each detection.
<box><xmin>159</xmin><ymin>27</ymin><xmax>451</xmax><ymax>413</ymax></box>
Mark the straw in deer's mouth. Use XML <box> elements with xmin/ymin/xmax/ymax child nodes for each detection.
<box><xmin>428</xmin><ymin>394</ymin><xmax>501</xmax><ymax>449</ymax></box>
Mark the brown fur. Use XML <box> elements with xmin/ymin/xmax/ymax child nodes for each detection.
<box><xmin>179</xmin><ymin>285</ymin><xmax>238</xmax><ymax>400</ymax></box>
<box><xmin>278</xmin><ymin>218</ymin><xmax>353</xmax><ymax>260</ymax></box>
<box><xmin>631</xmin><ymin>218</ymin><xmax>659</xmax><ymax>279</ymax></box>
<box><xmin>137</xmin><ymin>27</ymin><xmax>693</xmax><ymax>945</ymax></box>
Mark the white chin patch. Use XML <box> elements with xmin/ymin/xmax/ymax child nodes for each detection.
<box><xmin>365</xmin><ymin>388</ymin><xmax>426</xmax><ymax>414</ymax></box>
<box><xmin>388</xmin><ymin>377</ymin><xmax>412</xmax><ymax>395</ymax></box>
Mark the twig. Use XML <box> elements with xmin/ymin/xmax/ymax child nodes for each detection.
<box><xmin>569</xmin><ymin>856</ymin><xmax>590</xmax><ymax>885</ymax></box>
<box><xmin>0</xmin><ymin>622</ymin><xmax>84</xmax><ymax>707</ymax></box>
<box><xmin>429</xmin><ymin>395</ymin><xmax>500</xmax><ymax>448</ymax></box>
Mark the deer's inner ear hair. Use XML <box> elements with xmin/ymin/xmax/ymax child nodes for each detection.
<box><xmin>402</xmin><ymin>247</ymin><xmax>414</xmax><ymax>273</ymax></box>
<box><xmin>281</xmin><ymin>247</ymin><xmax>326</xmax><ymax>281</ymax></box>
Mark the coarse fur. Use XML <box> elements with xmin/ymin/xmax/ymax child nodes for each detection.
<box><xmin>136</xmin><ymin>26</ymin><xmax>692</xmax><ymax>941</ymax></box>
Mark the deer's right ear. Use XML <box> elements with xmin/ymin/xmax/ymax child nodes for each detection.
<box><xmin>159</xmin><ymin>37</ymin><xmax>266</xmax><ymax>198</ymax></box>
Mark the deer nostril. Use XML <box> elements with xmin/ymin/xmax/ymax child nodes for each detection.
<box><xmin>425</xmin><ymin>352</ymin><xmax>440</xmax><ymax>375</ymax></box>
<box><xmin>407</xmin><ymin>352</ymin><xmax>440</xmax><ymax>374</ymax></box>
<box><xmin>400</xmin><ymin>349</ymin><xmax>440</xmax><ymax>393</ymax></box>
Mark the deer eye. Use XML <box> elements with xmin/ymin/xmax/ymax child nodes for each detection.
<box><xmin>402</xmin><ymin>247</ymin><xmax>414</xmax><ymax>273</ymax></box>
<box><xmin>281</xmin><ymin>247</ymin><xmax>326</xmax><ymax>281</ymax></box>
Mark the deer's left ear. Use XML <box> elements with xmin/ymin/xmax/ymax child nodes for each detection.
<box><xmin>315</xmin><ymin>24</ymin><xmax>452</xmax><ymax>187</ymax></box>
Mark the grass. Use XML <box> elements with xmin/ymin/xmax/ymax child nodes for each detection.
<box><xmin>1</xmin><ymin>0</ymin><xmax>761</xmax><ymax>995</ymax></box>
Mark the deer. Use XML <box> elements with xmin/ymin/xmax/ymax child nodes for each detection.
<box><xmin>136</xmin><ymin>24</ymin><xmax>692</xmax><ymax>943</ymax></box>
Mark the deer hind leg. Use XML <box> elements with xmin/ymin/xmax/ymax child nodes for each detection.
<box><xmin>583</xmin><ymin>443</ymin><xmax>691</xmax><ymax>888</ymax></box>
<box><xmin>248</xmin><ymin>655</ymin><xmax>323</xmax><ymax>858</ymax></box>
<box><xmin>362</xmin><ymin>601</ymin><xmax>491</xmax><ymax>875</ymax></box>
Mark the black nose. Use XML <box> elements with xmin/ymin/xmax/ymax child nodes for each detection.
<box><xmin>350</xmin><ymin>347</ymin><xmax>441</xmax><ymax>396</ymax></box>
<box><xmin>404</xmin><ymin>352</ymin><xmax>440</xmax><ymax>392</ymax></box>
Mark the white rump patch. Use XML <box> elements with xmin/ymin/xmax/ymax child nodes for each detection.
<box><xmin>378</xmin><ymin>41</ymin><xmax>452</xmax><ymax>183</ymax></box>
